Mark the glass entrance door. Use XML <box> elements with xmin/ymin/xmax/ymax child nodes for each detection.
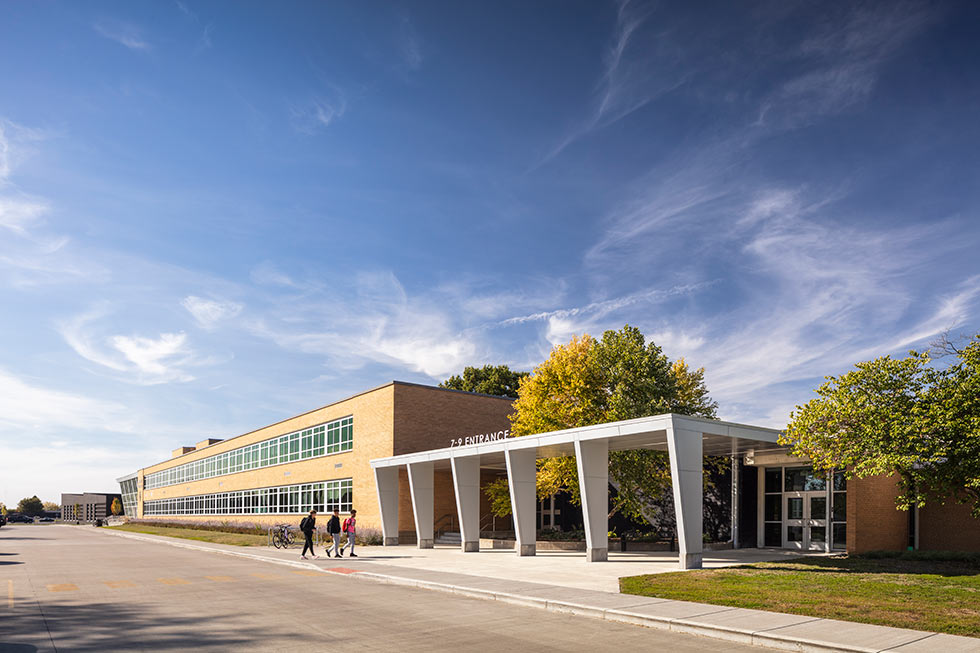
<box><xmin>784</xmin><ymin>491</ymin><xmax>827</xmax><ymax>550</ymax></box>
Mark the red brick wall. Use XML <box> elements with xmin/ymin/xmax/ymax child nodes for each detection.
<box><xmin>847</xmin><ymin>474</ymin><xmax>908</xmax><ymax>553</ymax></box>
<box><xmin>918</xmin><ymin>501</ymin><xmax>980</xmax><ymax>552</ymax></box>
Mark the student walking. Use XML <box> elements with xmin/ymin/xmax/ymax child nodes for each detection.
<box><xmin>299</xmin><ymin>509</ymin><xmax>318</xmax><ymax>560</ymax></box>
<box><xmin>326</xmin><ymin>509</ymin><xmax>342</xmax><ymax>557</ymax></box>
<box><xmin>340</xmin><ymin>509</ymin><xmax>357</xmax><ymax>557</ymax></box>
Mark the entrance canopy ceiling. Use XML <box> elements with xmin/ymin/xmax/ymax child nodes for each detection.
<box><xmin>370</xmin><ymin>413</ymin><xmax>789</xmax><ymax>471</ymax></box>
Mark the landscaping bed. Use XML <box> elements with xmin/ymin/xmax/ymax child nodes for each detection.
<box><xmin>109</xmin><ymin>522</ymin><xmax>269</xmax><ymax>547</ymax></box>
<box><xmin>619</xmin><ymin>552</ymin><xmax>980</xmax><ymax>637</ymax></box>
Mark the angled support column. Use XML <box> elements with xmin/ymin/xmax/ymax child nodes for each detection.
<box><xmin>451</xmin><ymin>454</ymin><xmax>481</xmax><ymax>552</ymax></box>
<box><xmin>407</xmin><ymin>461</ymin><xmax>434</xmax><ymax>549</ymax></box>
<box><xmin>667</xmin><ymin>424</ymin><xmax>703</xmax><ymax>569</ymax></box>
<box><xmin>374</xmin><ymin>466</ymin><xmax>400</xmax><ymax>546</ymax></box>
<box><xmin>575</xmin><ymin>438</ymin><xmax>609</xmax><ymax>562</ymax></box>
<box><xmin>505</xmin><ymin>448</ymin><xmax>537</xmax><ymax>556</ymax></box>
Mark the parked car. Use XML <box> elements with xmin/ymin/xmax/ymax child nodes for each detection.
<box><xmin>0</xmin><ymin>514</ymin><xmax>6</xmax><ymax>527</ymax></box>
<box><xmin>7</xmin><ymin>514</ymin><xmax>33</xmax><ymax>523</ymax></box>
<box><xmin>37</xmin><ymin>517</ymin><xmax>54</xmax><ymax>523</ymax></box>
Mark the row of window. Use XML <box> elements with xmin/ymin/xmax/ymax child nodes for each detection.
<box><xmin>142</xmin><ymin>479</ymin><xmax>353</xmax><ymax>516</ymax></box>
<box><xmin>144</xmin><ymin>416</ymin><xmax>354</xmax><ymax>490</ymax></box>
<box><xmin>120</xmin><ymin>477</ymin><xmax>139</xmax><ymax>517</ymax></box>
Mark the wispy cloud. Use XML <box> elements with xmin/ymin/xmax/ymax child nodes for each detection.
<box><xmin>290</xmin><ymin>92</ymin><xmax>347</xmax><ymax>134</ymax></box>
<box><xmin>398</xmin><ymin>15</ymin><xmax>422</xmax><ymax>71</ymax></box>
<box><xmin>93</xmin><ymin>20</ymin><xmax>151</xmax><ymax>51</ymax></box>
<box><xmin>60</xmin><ymin>307</ymin><xmax>205</xmax><ymax>384</ymax></box>
<box><xmin>182</xmin><ymin>295</ymin><xmax>243</xmax><ymax>329</ymax></box>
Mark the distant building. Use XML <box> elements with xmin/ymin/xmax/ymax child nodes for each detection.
<box><xmin>61</xmin><ymin>492</ymin><xmax>122</xmax><ymax>522</ymax></box>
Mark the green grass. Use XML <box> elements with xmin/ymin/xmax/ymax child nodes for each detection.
<box><xmin>108</xmin><ymin>523</ymin><xmax>270</xmax><ymax>547</ymax></box>
<box><xmin>620</xmin><ymin>554</ymin><xmax>980</xmax><ymax>637</ymax></box>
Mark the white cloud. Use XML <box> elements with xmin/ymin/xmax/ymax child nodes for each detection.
<box><xmin>0</xmin><ymin>368</ymin><xmax>132</xmax><ymax>434</ymax></box>
<box><xmin>93</xmin><ymin>20</ymin><xmax>150</xmax><ymax>51</ymax></box>
<box><xmin>182</xmin><ymin>295</ymin><xmax>243</xmax><ymax>329</ymax></box>
<box><xmin>60</xmin><ymin>308</ymin><xmax>202</xmax><ymax>384</ymax></box>
<box><xmin>111</xmin><ymin>332</ymin><xmax>193</xmax><ymax>380</ymax></box>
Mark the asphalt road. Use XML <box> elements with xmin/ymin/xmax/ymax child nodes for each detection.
<box><xmin>0</xmin><ymin>524</ymin><xmax>757</xmax><ymax>652</ymax></box>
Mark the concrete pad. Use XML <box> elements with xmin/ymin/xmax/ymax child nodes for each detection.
<box><xmin>669</xmin><ymin>607</ymin><xmax>821</xmax><ymax>646</ymax></box>
<box><xmin>883</xmin><ymin>633</ymin><xmax>980</xmax><ymax>652</ymax></box>
<box><xmin>606</xmin><ymin>599</ymin><xmax>736</xmax><ymax>627</ymax></box>
<box><xmin>759</xmin><ymin>618</ymin><xmax>937</xmax><ymax>653</ymax></box>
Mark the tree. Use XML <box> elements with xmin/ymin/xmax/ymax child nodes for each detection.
<box><xmin>490</xmin><ymin>325</ymin><xmax>723</xmax><ymax>535</ymax></box>
<box><xmin>0</xmin><ymin>503</ymin><xmax>7</xmax><ymax>517</ymax></box>
<box><xmin>17</xmin><ymin>496</ymin><xmax>43</xmax><ymax>516</ymax></box>
<box><xmin>42</xmin><ymin>501</ymin><xmax>60</xmax><ymax>512</ymax></box>
<box><xmin>440</xmin><ymin>364</ymin><xmax>529</xmax><ymax>398</ymax></box>
<box><xmin>782</xmin><ymin>334</ymin><xmax>980</xmax><ymax>516</ymax></box>
<box><xmin>111</xmin><ymin>498</ymin><xmax>123</xmax><ymax>516</ymax></box>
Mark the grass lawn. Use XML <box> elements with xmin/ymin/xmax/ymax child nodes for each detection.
<box><xmin>108</xmin><ymin>523</ymin><xmax>269</xmax><ymax>547</ymax></box>
<box><xmin>620</xmin><ymin>554</ymin><xmax>980</xmax><ymax>637</ymax></box>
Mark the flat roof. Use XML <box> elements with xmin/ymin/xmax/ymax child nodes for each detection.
<box><xmin>370</xmin><ymin>413</ymin><xmax>788</xmax><ymax>471</ymax></box>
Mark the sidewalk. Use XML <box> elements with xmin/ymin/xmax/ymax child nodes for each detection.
<box><xmin>98</xmin><ymin>528</ymin><xmax>980</xmax><ymax>653</ymax></box>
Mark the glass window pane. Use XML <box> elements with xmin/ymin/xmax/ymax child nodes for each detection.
<box><xmin>764</xmin><ymin>523</ymin><xmax>782</xmax><ymax>546</ymax></box>
<box><xmin>810</xmin><ymin>497</ymin><xmax>827</xmax><ymax>519</ymax></box>
<box><xmin>832</xmin><ymin>523</ymin><xmax>847</xmax><ymax>549</ymax></box>
<box><xmin>804</xmin><ymin>471</ymin><xmax>826</xmax><ymax>492</ymax></box>
<box><xmin>787</xmin><ymin>526</ymin><xmax>803</xmax><ymax>542</ymax></box>
<box><xmin>833</xmin><ymin>470</ymin><xmax>847</xmax><ymax>492</ymax></box>
<box><xmin>765</xmin><ymin>495</ymin><xmax>781</xmax><ymax>522</ymax></box>
<box><xmin>788</xmin><ymin>497</ymin><xmax>803</xmax><ymax>520</ymax></box>
<box><xmin>785</xmin><ymin>467</ymin><xmax>807</xmax><ymax>492</ymax></box>
<box><xmin>832</xmin><ymin>492</ymin><xmax>847</xmax><ymax>522</ymax></box>
<box><xmin>765</xmin><ymin>468</ymin><xmax>782</xmax><ymax>494</ymax></box>
<box><xmin>811</xmin><ymin>526</ymin><xmax>826</xmax><ymax>544</ymax></box>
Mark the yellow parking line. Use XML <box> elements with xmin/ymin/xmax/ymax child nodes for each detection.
<box><xmin>47</xmin><ymin>584</ymin><xmax>79</xmax><ymax>592</ymax></box>
<box><xmin>204</xmin><ymin>575</ymin><xmax>236</xmax><ymax>583</ymax></box>
<box><xmin>156</xmin><ymin>578</ymin><xmax>190</xmax><ymax>586</ymax></box>
<box><xmin>104</xmin><ymin>580</ymin><xmax>137</xmax><ymax>589</ymax></box>
<box><xmin>291</xmin><ymin>570</ymin><xmax>322</xmax><ymax>577</ymax></box>
<box><xmin>250</xmin><ymin>573</ymin><xmax>282</xmax><ymax>580</ymax></box>
<box><xmin>7</xmin><ymin>580</ymin><xmax>12</xmax><ymax>608</ymax></box>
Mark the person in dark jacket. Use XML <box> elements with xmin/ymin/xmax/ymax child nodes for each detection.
<box><xmin>299</xmin><ymin>509</ymin><xmax>318</xmax><ymax>560</ymax></box>
<box><xmin>327</xmin><ymin>509</ymin><xmax>343</xmax><ymax>557</ymax></box>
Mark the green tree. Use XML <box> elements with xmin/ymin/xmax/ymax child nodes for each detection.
<box><xmin>440</xmin><ymin>364</ymin><xmax>529</xmax><ymax>398</ymax></box>
<box><xmin>111</xmin><ymin>498</ymin><xmax>123</xmax><ymax>516</ymax></box>
<box><xmin>17</xmin><ymin>496</ymin><xmax>44</xmax><ymax>516</ymax></box>
<box><xmin>781</xmin><ymin>334</ymin><xmax>980</xmax><ymax>516</ymax></box>
<box><xmin>42</xmin><ymin>501</ymin><xmax>60</xmax><ymax>512</ymax></box>
<box><xmin>0</xmin><ymin>503</ymin><xmax>7</xmax><ymax>517</ymax></box>
<box><xmin>490</xmin><ymin>325</ymin><xmax>723</xmax><ymax>532</ymax></box>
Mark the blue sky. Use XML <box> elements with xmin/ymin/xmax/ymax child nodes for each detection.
<box><xmin>2</xmin><ymin>1</ymin><xmax>979</xmax><ymax>506</ymax></box>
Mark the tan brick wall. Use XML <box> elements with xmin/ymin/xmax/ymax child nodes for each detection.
<box><xmin>391</xmin><ymin>383</ymin><xmax>515</xmax><ymax>455</ymax></box>
<box><xmin>847</xmin><ymin>474</ymin><xmax>908</xmax><ymax>553</ymax></box>
<box><xmin>139</xmin><ymin>384</ymin><xmax>395</xmax><ymax>532</ymax></box>
<box><xmin>135</xmin><ymin>382</ymin><xmax>516</xmax><ymax>537</ymax></box>
<box><xmin>918</xmin><ymin>500</ymin><xmax>980</xmax><ymax>552</ymax></box>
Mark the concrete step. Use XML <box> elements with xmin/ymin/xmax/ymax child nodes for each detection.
<box><xmin>435</xmin><ymin>532</ymin><xmax>461</xmax><ymax>544</ymax></box>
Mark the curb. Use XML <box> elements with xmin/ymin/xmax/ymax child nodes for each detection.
<box><xmin>94</xmin><ymin>528</ymin><xmax>972</xmax><ymax>653</ymax></box>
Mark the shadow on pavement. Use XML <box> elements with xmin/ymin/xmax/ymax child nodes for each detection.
<box><xmin>3</xmin><ymin>598</ymin><xmax>301</xmax><ymax>652</ymax></box>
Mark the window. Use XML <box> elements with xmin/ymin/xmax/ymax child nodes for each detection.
<box><xmin>144</xmin><ymin>416</ymin><xmax>353</xmax><ymax>489</ymax></box>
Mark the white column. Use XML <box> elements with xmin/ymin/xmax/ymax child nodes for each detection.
<box><xmin>505</xmin><ymin>448</ymin><xmax>537</xmax><ymax>556</ymax></box>
<box><xmin>451</xmin><ymin>454</ymin><xmax>481</xmax><ymax>552</ymax></box>
<box><xmin>575</xmin><ymin>438</ymin><xmax>609</xmax><ymax>562</ymax></box>
<box><xmin>667</xmin><ymin>425</ymin><xmax>703</xmax><ymax>569</ymax></box>
<box><xmin>407</xmin><ymin>461</ymin><xmax>434</xmax><ymax>549</ymax></box>
<box><xmin>374</xmin><ymin>466</ymin><xmax>400</xmax><ymax>546</ymax></box>
<box><xmin>731</xmin><ymin>455</ymin><xmax>740</xmax><ymax>549</ymax></box>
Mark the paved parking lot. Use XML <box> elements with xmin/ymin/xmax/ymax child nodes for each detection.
<box><xmin>1</xmin><ymin>525</ymin><xmax>757</xmax><ymax>652</ymax></box>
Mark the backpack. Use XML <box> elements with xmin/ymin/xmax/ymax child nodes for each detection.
<box><xmin>342</xmin><ymin>518</ymin><xmax>349</xmax><ymax>533</ymax></box>
<box><xmin>300</xmin><ymin>517</ymin><xmax>310</xmax><ymax>532</ymax></box>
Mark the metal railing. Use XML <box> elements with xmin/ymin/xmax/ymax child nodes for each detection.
<box><xmin>433</xmin><ymin>513</ymin><xmax>457</xmax><ymax>539</ymax></box>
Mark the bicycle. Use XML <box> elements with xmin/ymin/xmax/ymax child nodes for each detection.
<box><xmin>271</xmin><ymin>524</ymin><xmax>295</xmax><ymax>549</ymax></box>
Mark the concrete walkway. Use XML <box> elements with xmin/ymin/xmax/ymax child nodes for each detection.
<box><xmin>98</xmin><ymin>528</ymin><xmax>980</xmax><ymax>653</ymax></box>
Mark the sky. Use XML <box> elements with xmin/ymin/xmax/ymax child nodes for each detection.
<box><xmin>1</xmin><ymin>1</ymin><xmax>979</xmax><ymax>508</ymax></box>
